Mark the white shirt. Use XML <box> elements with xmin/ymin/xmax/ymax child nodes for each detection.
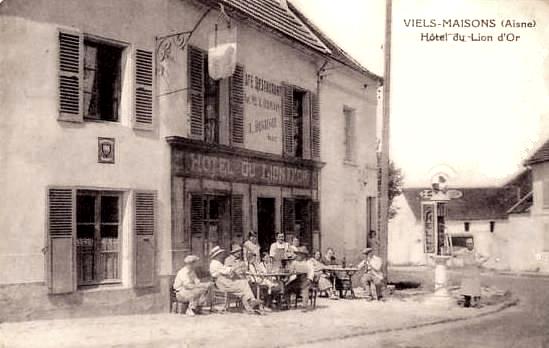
<box><xmin>209</xmin><ymin>259</ymin><xmax>232</xmax><ymax>278</ymax></box>
<box><xmin>173</xmin><ymin>266</ymin><xmax>200</xmax><ymax>292</ymax></box>
<box><xmin>269</xmin><ymin>241</ymin><xmax>289</xmax><ymax>258</ymax></box>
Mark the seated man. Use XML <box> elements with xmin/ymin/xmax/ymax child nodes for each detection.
<box><xmin>173</xmin><ymin>255</ymin><xmax>212</xmax><ymax>315</ymax></box>
<box><xmin>209</xmin><ymin>246</ymin><xmax>262</xmax><ymax>314</ymax></box>
<box><xmin>248</xmin><ymin>252</ymin><xmax>282</xmax><ymax>310</ymax></box>
<box><xmin>224</xmin><ymin>245</ymin><xmax>247</xmax><ymax>278</ymax></box>
<box><xmin>357</xmin><ymin>247</ymin><xmax>384</xmax><ymax>300</ymax></box>
<box><xmin>285</xmin><ymin>246</ymin><xmax>315</xmax><ymax>312</ymax></box>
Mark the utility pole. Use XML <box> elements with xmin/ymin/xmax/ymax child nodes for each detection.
<box><xmin>379</xmin><ymin>0</ymin><xmax>392</xmax><ymax>279</ymax></box>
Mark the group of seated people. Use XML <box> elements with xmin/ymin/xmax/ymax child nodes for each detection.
<box><xmin>173</xmin><ymin>231</ymin><xmax>384</xmax><ymax>316</ymax></box>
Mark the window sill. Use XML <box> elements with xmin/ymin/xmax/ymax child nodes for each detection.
<box><xmin>343</xmin><ymin>160</ymin><xmax>358</xmax><ymax>167</ymax></box>
<box><xmin>78</xmin><ymin>281</ymin><xmax>124</xmax><ymax>292</ymax></box>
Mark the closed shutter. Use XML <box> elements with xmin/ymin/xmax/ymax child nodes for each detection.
<box><xmin>48</xmin><ymin>188</ymin><xmax>76</xmax><ymax>294</ymax></box>
<box><xmin>282</xmin><ymin>83</ymin><xmax>295</xmax><ymax>156</ymax></box>
<box><xmin>311</xmin><ymin>93</ymin><xmax>320</xmax><ymax>160</ymax></box>
<box><xmin>230</xmin><ymin>65</ymin><xmax>245</xmax><ymax>146</ymax></box>
<box><xmin>58</xmin><ymin>31</ymin><xmax>83</xmax><ymax>122</ymax></box>
<box><xmin>190</xmin><ymin>194</ymin><xmax>204</xmax><ymax>259</ymax></box>
<box><xmin>231</xmin><ymin>195</ymin><xmax>244</xmax><ymax>242</ymax></box>
<box><xmin>188</xmin><ymin>46</ymin><xmax>205</xmax><ymax>140</ymax></box>
<box><xmin>312</xmin><ymin>201</ymin><xmax>321</xmax><ymax>252</ymax></box>
<box><xmin>282</xmin><ymin>198</ymin><xmax>295</xmax><ymax>239</ymax></box>
<box><xmin>134</xmin><ymin>49</ymin><xmax>154</xmax><ymax>130</ymax></box>
<box><xmin>134</xmin><ymin>191</ymin><xmax>156</xmax><ymax>288</ymax></box>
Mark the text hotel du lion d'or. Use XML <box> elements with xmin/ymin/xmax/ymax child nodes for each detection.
<box><xmin>403</xmin><ymin>18</ymin><xmax>537</xmax><ymax>43</ymax></box>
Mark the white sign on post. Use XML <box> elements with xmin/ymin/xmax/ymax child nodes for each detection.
<box><xmin>208</xmin><ymin>26</ymin><xmax>237</xmax><ymax>80</ymax></box>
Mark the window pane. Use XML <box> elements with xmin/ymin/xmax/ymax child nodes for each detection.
<box><xmin>77</xmin><ymin>225</ymin><xmax>95</xmax><ymax>240</ymax></box>
<box><xmin>101</xmin><ymin>196</ymin><xmax>119</xmax><ymax>223</ymax></box>
<box><xmin>100</xmin><ymin>224</ymin><xmax>118</xmax><ymax>239</ymax></box>
<box><xmin>77</xmin><ymin>195</ymin><xmax>95</xmax><ymax>223</ymax></box>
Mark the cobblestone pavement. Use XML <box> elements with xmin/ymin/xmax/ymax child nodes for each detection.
<box><xmin>0</xmin><ymin>291</ymin><xmax>516</xmax><ymax>348</ymax></box>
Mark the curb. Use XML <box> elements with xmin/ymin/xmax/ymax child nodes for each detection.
<box><xmin>284</xmin><ymin>298</ymin><xmax>519</xmax><ymax>347</ymax></box>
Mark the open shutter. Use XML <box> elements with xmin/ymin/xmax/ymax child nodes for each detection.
<box><xmin>190</xmin><ymin>194</ymin><xmax>204</xmax><ymax>257</ymax></box>
<box><xmin>230</xmin><ymin>65</ymin><xmax>245</xmax><ymax>146</ymax></box>
<box><xmin>282</xmin><ymin>198</ymin><xmax>295</xmax><ymax>240</ymax></box>
<box><xmin>231</xmin><ymin>195</ymin><xmax>244</xmax><ymax>243</ymax></box>
<box><xmin>58</xmin><ymin>30</ymin><xmax>83</xmax><ymax>122</ymax></box>
<box><xmin>311</xmin><ymin>92</ymin><xmax>320</xmax><ymax>160</ymax></box>
<box><xmin>282</xmin><ymin>83</ymin><xmax>295</xmax><ymax>156</ymax></box>
<box><xmin>134</xmin><ymin>49</ymin><xmax>154</xmax><ymax>130</ymax></box>
<box><xmin>312</xmin><ymin>201</ymin><xmax>321</xmax><ymax>252</ymax></box>
<box><xmin>134</xmin><ymin>191</ymin><xmax>156</xmax><ymax>288</ymax></box>
<box><xmin>48</xmin><ymin>188</ymin><xmax>76</xmax><ymax>294</ymax></box>
<box><xmin>188</xmin><ymin>46</ymin><xmax>205</xmax><ymax>140</ymax></box>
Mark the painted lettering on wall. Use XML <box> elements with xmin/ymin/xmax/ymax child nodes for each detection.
<box><xmin>185</xmin><ymin>153</ymin><xmax>313</xmax><ymax>188</ymax></box>
<box><xmin>244</xmin><ymin>72</ymin><xmax>283</xmax><ymax>154</ymax></box>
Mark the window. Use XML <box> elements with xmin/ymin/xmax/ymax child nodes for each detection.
<box><xmin>204</xmin><ymin>58</ymin><xmax>220</xmax><ymax>144</ymax></box>
<box><xmin>543</xmin><ymin>181</ymin><xmax>549</xmax><ymax>208</ymax></box>
<box><xmin>292</xmin><ymin>90</ymin><xmax>306</xmax><ymax>158</ymax></box>
<box><xmin>544</xmin><ymin>224</ymin><xmax>549</xmax><ymax>251</ymax></box>
<box><xmin>344</xmin><ymin>107</ymin><xmax>356</xmax><ymax>162</ymax></box>
<box><xmin>83</xmin><ymin>39</ymin><xmax>123</xmax><ymax>122</ymax></box>
<box><xmin>489</xmin><ymin>221</ymin><xmax>495</xmax><ymax>233</ymax></box>
<box><xmin>76</xmin><ymin>191</ymin><xmax>121</xmax><ymax>285</ymax></box>
<box><xmin>464</xmin><ymin>222</ymin><xmax>470</xmax><ymax>232</ymax></box>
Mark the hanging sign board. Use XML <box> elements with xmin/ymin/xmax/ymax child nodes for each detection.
<box><xmin>208</xmin><ymin>26</ymin><xmax>237</xmax><ymax>80</ymax></box>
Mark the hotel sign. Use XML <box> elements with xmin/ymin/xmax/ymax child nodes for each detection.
<box><xmin>173</xmin><ymin>151</ymin><xmax>316</xmax><ymax>189</ymax></box>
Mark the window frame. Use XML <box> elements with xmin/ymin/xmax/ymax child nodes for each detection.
<box><xmin>343</xmin><ymin>106</ymin><xmax>356</xmax><ymax>164</ymax></box>
<box><xmin>76</xmin><ymin>189</ymin><xmax>123</xmax><ymax>287</ymax></box>
<box><xmin>82</xmin><ymin>35</ymin><xmax>127</xmax><ymax>124</ymax></box>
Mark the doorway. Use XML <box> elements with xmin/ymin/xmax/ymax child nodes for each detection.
<box><xmin>257</xmin><ymin>197</ymin><xmax>276</xmax><ymax>253</ymax></box>
<box><xmin>294</xmin><ymin>199</ymin><xmax>312</xmax><ymax>251</ymax></box>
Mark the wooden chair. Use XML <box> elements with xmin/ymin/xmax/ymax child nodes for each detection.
<box><xmin>210</xmin><ymin>282</ymin><xmax>242</xmax><ymax>312</ymax></box>
<box><xmin>294</xmin><ymin>279</ymin><xmax>319</xmax><ymax>309</ymax></box>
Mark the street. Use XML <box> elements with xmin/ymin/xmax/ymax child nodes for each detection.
<box><xmin>299</xmin><ymin>273</ymin><xmax>549</xmax><ymax>348</ymax></box>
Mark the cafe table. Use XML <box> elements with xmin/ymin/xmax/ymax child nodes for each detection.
<box><xmin>246</xmin><ymin>271</ymin><xmax>304</xmax><ymax>309</ymax></box>
<box><xmin>321</xmin><ymin>266</ymin><xmax>359</xmax><ymax>298</ymax></box>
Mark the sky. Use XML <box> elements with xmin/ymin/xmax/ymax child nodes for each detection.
<box><xmin>291</xmin><ymin>0</ymin><xmax>549</xmax><ymax>187</ymax></box>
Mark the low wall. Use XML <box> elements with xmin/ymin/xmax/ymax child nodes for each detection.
<box><xmin>0</xmin><ymin>276</ymin><xmax>171</xmax><ymax>322</ymax></box>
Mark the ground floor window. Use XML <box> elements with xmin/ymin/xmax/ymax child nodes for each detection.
<box><xmin>76</xmin><ymin>190</ymin><xmax>121</xmax><ymax>286</ymax></box>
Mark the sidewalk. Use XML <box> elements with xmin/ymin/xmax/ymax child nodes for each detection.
<box><xmin>0</xmin><ymin>294</ymin><xmax>517</xmax><ymax>348</ymax></box>
<box><xmin>389</xmin><ymin>265</ymin><xmax>549</xmax><ymax>279</ymax></box>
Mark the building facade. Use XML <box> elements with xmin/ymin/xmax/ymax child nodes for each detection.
<box><xmin>0</xmin><ymin>0</ymin><xmax>380</xmax><ymax>320</ymax></box>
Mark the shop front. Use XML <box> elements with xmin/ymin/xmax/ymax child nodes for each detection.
<box><xmin>167</xmin><ymin>137</ymin><xmax>322</xmax><ymax>272</ymax></box>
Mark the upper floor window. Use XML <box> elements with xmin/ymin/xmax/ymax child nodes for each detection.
<box><xmin>292</xmin><ymin>90</ymin><xmax>306</xmax><ymax>158</ymax></box>
<box><xmin>343</xmin><ymin>107</ymin><xmax>356</xmax><ymax>162</ymax></box>
<box><xmin>57</xmin><ymin>31</ymin><xmax>154</xmax><ymax>129</ymax></box>
<box><xmin>204</xmin><ymin>59</ymin><xmax>220</xmax><ymax>144</ymax></box>
<box><xmin>83</xmin><ymin>39</ymin><xmax>123</xmax><ymax>122</ymax></box>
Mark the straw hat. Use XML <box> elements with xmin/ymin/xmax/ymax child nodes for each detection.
<box><xmin>295</xmin><ymin>246</ymin><xmax>309</xmax><ymax>256</ymax></box>
<box><xmin>183</xmin><ymin>255</ymin><xmax>200</xmax><ymax>264</ymax></box>
<box><xmin>209</xmin><ymin>246</ymin><xmax>225</xmax><ymax>259</ymax></box>
<box><xmin>361</xmin><ymin>247</ymin><xmax>373</xmax><ymax>254</ymax></box>
<box><xmin>230</xmin><ymin>245</ymin><xmax>243</xmax><ymax>254</ymax></box>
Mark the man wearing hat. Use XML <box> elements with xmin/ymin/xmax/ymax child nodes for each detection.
<box><xmin>357</xmin><ymin>248</ymin><xmax>384</xmax><ymax>300</ymax></box>
<box><xmin>269</xmin><ymin>233</ymin><xmax>290</xmax><ymax>271</ymax></box>
<box><xmin>224</xmin><ymin>245</ymin><xmax>247</xmax><ymax>278</ymax></box>
<box><xmin>173</xmin><ymin>255</ymin><xmax>212</xmax><ymax>315</ymax></box>
<box><xmin>285</xmin><ymin>246</ymin><xmax>315</xmax><ymax>311</ymax></box>
<box><xmin>209</xmin><ymin>246</ymin><xmax>262</xmax><ymax>314</ymax></box>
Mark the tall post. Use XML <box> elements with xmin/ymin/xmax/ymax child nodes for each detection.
<box><xmin>379</xmin><ymin>0</ymin><xmax>392</xmax><ymax>278</ymax></box>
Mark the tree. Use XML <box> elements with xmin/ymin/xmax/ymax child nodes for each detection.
<box><xmin>377</xmin><ymin>154</ymin><xmax>404</xmax><ymax>220</ymax></box>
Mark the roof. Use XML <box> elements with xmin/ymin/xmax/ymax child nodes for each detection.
<box><xmin>197</xmin><ymin>0</ymin><xmax>330</xmax><ymax>54</ymax></box>
<box><xmin>195</xmin><ymin>0</ymin><xmax>381</xmax><ymax>81</ymax></box>
<box><xmin>525</xmin><ymin>138</ymin><xmax>549</xmax><ymax>165</ymax></box>
<box><xmin>287</xmin><ymin>2</ymin><xmax>383</xmax><ymax>81</ymax></box>
<box><xmin>506</xmin><ymin>191</ymin><xmax>533</xmax><ymax>215</ymax></box>
<box><xmin>402</xmin><ymin>187</ymin><xmax>518</xmax><ymax>221</ymax></box>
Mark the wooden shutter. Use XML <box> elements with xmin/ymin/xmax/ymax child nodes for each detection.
<box><xmin>188</xmin><ymin>46</ymin><xmax>205</xmax><ymax>140</ymax></box>
<box><xmin>48</xmin><ymin>188</ymin><xmax>76</xmax><ymax>294</ymax></box>
<box><xmin>134</xmin><ymin>191</ymin><xmax>156</xmax><ymax>288</ymax></box>
<box><xmin>311</xmin><ymin>92</ymin><xmax>320</xmax><ymax>160</ymax></box>
<box><xmin>282</xmin><ymin>84</ymin><xmax>295</xmax><ymax>156</ymax></box>
<box><xmin>134</xmin><ymin>49</ymin><xmax>154</xmax><ymax>130</ymax></box>
<box><xmin>282</xmin><ymin>198</ymin><xmax>295</xmax><ymax>238</ymax></box>
<box><xmin>190</xmin><ymin>194</ymin><xmax>204</xmax><ymax>259</ymax></box>
<box><xmin>231</xmin><ymin>195</ymin><xmax>244</xmax><ymax>241</ymax></box>
<box><xmin>58</xmin><ymin>30</ymin><xmax>83</xmax><ymax>122</ymax></box>
<box><xmin>230</xmin><ymin>65</ymin><xmax>245</xmax><ymax>146</ymax></box>
<box><xmin>312</xmin><ymin>201</ymin><xmax>321</xmax><ymax>251</ymax></box>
